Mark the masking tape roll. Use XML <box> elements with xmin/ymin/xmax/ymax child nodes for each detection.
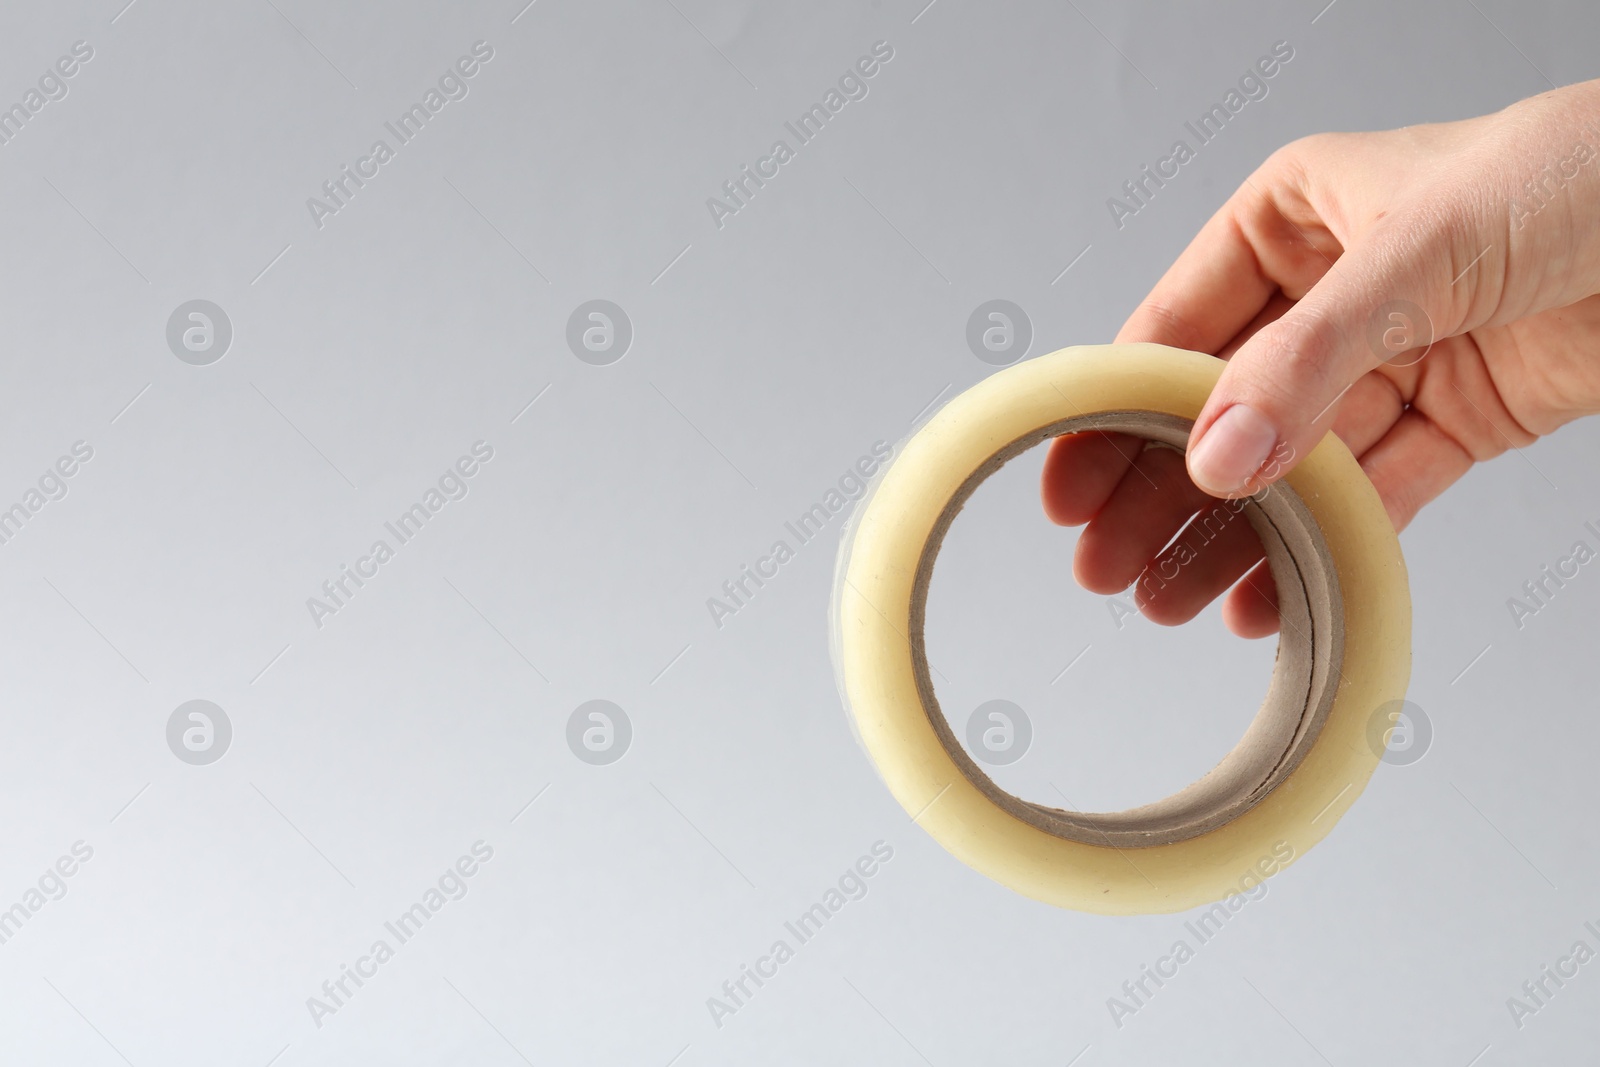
<box><xmin>832</xmin><ymin>344</ymin><xmax>1410</xmax><ymax>915</ymax></box>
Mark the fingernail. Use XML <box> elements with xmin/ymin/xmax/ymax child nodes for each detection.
<box><xmin>1188</xmin><ymin>404</ymin><xmax>1278</xmax><ymax>496</ymax></box>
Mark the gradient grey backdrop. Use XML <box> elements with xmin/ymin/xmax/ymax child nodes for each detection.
<box><xmin>1</xmin><ymin>0</ymin><xmax>1597</xmax><ymax>1063</ymax></box>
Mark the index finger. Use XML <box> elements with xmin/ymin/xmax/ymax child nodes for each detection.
<box><xmin>1045</xmin><ymin>167</ymin><xmax>1332</xmax><ymax>523</ymax></box>
<box><xmin>1116</xmin><ymin>167</ymin><xmax>1337</xmax><ymax>351</ymax></box>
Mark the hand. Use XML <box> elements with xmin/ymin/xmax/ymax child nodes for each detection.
<box><xmin>1041</xmin><ymin>79</ymin><xmax>1600</xmax><ymax>637</ymax></box>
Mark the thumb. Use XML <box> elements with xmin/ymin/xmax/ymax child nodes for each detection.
<box><xmin>1185</xmin><ymin>232</ymin><xmax>1453</xmax><ymax>498</ymax></box>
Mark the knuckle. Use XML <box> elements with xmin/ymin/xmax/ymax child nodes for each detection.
<box><xmin>1245</xmin><ymin>315</ymin><xmax>1341</xmax><ymax>402</ymax></box>
<box><xmin>1255</xmin><ymin>133</ymin><xmax>1338</xmax><ymax>184</ymax></box>
<box><xmin>1126</xmin><ymin>299</ymin><xmax>1208</xmax><ymax>349</ymax></box>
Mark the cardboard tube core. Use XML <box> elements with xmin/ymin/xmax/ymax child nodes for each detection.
<box><xmin>909</xmin><ymin>412</ymin><xmax>1344</xmax><ymax>848</ymax></box>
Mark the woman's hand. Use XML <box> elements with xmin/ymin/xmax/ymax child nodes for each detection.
<box><xmin>1042</xmin><ymin>79</ymin><xmax>1600</xmax><ymax>637</ymax></box>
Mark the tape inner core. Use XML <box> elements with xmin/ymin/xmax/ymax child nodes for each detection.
<box><xmin>910</xmin><ymin>412</ymin><xmax>1344</xmax><ymax>848</ymax></box>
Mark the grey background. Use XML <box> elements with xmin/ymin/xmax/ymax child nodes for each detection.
<box><xmin>0</xmin><ymin>0</ymin><xmax>1596</xmax><ymax>1063</ymax></box>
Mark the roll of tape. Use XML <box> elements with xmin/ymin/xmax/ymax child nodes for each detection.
<box><xmin>832</xmin><ymin>344</ymin><xmax>1410</xmax><ymax>915</ymax></box>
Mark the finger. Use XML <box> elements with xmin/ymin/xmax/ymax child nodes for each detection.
<box><xmin>1186</xmin><ymin>212</ymin><xmax>1462</xmax><ymax>499</ymax></box>
<box><xmin>1358</xmin><ymin>408</ymin><xmax>1475</xmax><ymax>532</ymax></box>
<box><xmin>1134</xmin><ymin>509</ymin><xmax>1266</xmax><ymax>627</ymax></box>
<box><xmin>1213</xmin><ymin>291</ymin><xmax>1425</xmax><ymax>457</ymax></box>
<box><xmin>1329</xmin><ymin>371</ymin><xmax>1407</xmax><ymax>459</ymax></box>
<box><xmin>1214</xmin><ymin>390</ymin><xmax>1472</xmax><ymax>638</ymax></box>
<box><xmin>1041</xmin><ymin>431</ymin><xmax>1146</xmax><ymax>526</ymax></box>
<box><xmin>1215</xmin><ymin>291</ymin><xmax>1297</xmax><ymax>361</ymax></box>
<box><xmin>1073</xmin><ymin>446</ymin><xmax>1211</xmax><ymax>594</ymax></box>
<box><xmin>1223</xmin><ymin>560</ymin><xmax>1280</xmax><ymax>638</ymax></box>
<box><xmin>1053</xmin><ymin>151</ymin><xmax>1338</xmax><ymax>529</ymax></box>
<box><xmin>1116</xmin><ymin>157</ymin><xmax>1342</xmax><ymax>352</ymax></box>
<box><xmin>1038</xmin><ymin>287</ymin><xmax>1292</xmax><ymax>533</ymax></box>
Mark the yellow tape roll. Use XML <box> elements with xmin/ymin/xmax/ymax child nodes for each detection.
<box><xmin>833</xmin><ymin>344</ymin><xmax>1410</xmax><ymax>915</ymax></box>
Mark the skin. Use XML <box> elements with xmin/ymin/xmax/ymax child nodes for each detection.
<box><xmin>1041</xmin><ymin>79</ymin><xmax>1600</xmax><ymax>637</ymax></box>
